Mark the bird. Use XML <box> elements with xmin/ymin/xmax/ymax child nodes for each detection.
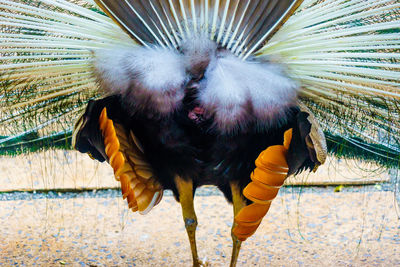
<box><xmin>0</xmin><ymin>0</ymin><xmax>399</xmax><ymax>266</ymax></box>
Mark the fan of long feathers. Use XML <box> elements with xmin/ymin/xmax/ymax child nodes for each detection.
<box><xmin>0</xmin><ymin>0</ymin><xmax>399</xmax><ymax>167</ymax></box>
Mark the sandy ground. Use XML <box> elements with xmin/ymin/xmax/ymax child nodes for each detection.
<box><xmin>1</xmin><ymin>187</ymin><xmax>399</xmax><ymax>266</ymax></box>
<box><xmin>0</xmin><ymin>151</ymin><xmax>397</xmax><ymax>266</ymax></box>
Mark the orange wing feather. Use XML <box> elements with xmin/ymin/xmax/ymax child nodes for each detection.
<box><xmin>98</xmin><ymin>108</ymin><xmax>163</xmax><ymax>214</ymax></box>
<box><xmin>233</xmin><ymin>128</ymin><xmax>293</xmax><ymax>241</ymax></box>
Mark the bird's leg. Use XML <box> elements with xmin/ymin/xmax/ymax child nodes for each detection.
<box><xmin>175</xmin><ymin>176</ymin><xmax>201</xmax><ymax>267</ymax></box>
<box><xmin>230</xmin><ymin>182</ymin><xmax>247</xmax><ymax>267</ymax></box>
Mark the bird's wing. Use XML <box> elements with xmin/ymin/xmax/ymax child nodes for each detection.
<box><xmin>256</xmin><ymin>0</ymin><xmax>400</xmax><ymax>167</ymax></box>
<box><xmin>72</xmin><ymin>98</ymin><xmax>163</xmax><ymax>214</ymax></box>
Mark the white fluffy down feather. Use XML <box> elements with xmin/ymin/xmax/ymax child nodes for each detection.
<box><xmin>199</xmin><ymin>53</ymin><xmax>299</xmax><ymax>131</ymax></box>
<box><xmin>94</xmin><ymin>46</ymin><xmax>187</xmax><ymax>114</ymax></box>
<box><xmin>93</xmin><ymin>39</ymin><xmax>299</xmax><ymax>131</ymax></box>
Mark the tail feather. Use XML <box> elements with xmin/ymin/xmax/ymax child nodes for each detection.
<box><xmin>259</xmin><ymin>0</ymin><xmax>400</xmax><ymax>158</ymax></box>
<box><xmin>94</xmin><ymin>0</ymin><xmax>301</xmax><ymax>55</ymax></box>
<box><xmin>0</xmin><ymin>0</ymin><xmax>133</xmax><ymax>149</ymax></box>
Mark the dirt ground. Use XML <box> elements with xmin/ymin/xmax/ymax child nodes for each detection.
<box><xmin>1</xmin><ymin>188</ymin><xmax>399</xmax><ymax>266</ymax></box>
<box><xmin>0</xmin><ymin>151</ymin><xmax>398</xmax><ymax>266</ymax></box>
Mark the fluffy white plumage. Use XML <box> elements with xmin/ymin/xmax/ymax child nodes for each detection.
<box><xmin>199</xmin><ymin>52</ymin><xmax>298</xmax><ymax>130</ymax></box>
<box><xmin>94</xmin><ymin>36</ymin><xmax>299</xmax><ymax>131</ymax></box>
<box><xmin>94</xmin><ymin>46</ymin><xmax>187</xmax><ymax>114</ymax></box>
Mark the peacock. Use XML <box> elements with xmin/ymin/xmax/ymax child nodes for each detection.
<box><xmin>0</xmin><ymin>0</ymin><xmax>399</xmax><ymax>266</ymax></box>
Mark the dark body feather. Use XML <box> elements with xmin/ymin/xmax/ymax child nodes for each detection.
<box><xmin>128</xmin><ymin>106</ymin><xmax>298</xmax><ymax>202</ymax></box>
<box><xmin>75</xmin><ymin>91</ymin><xmax>312</xmax><ymax>203</ymax></box>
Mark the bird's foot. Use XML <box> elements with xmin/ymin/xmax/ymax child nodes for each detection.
<box><xmin>192</xmin><ymin>258</ymin><xmax>201</xmax><ymax>267</ymax></box>
<box><xmin>193</xmin><ymin>257</ymin><xmax>210</xmax><ymax>267</ymax></box>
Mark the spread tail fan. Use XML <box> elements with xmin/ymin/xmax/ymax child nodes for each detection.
<box><xmin>94</xmin><ymin>0</ymin><xmax>301</xmax><ymax>55</ymax></box>
<box><xmin>0</xmin><ymin>0</ymin><xmax>134</xmax><ymax>153</ymax></box>
<box><xmin>0</xmin><ymin>0</ymin><xmax>399</xmax><ymax>167</ymax></box>
<box><xmin>257</xmin><ymin>0</ymin><xmax>400</xmax><ymax>166</ymax></box>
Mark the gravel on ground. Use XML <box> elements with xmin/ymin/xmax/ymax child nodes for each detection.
<box><xmin>1</xmin><ymin>186</ymin><xmax>399</xmax><ymax>266</ymax></box>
